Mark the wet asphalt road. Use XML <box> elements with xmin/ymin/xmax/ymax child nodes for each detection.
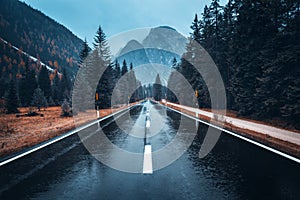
<box><xmin>0</xmin><ymin>101</ymin><xmax>299</xmax><ymax>200</ymax></box>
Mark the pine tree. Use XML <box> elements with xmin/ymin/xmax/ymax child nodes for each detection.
<box><xmin>79</xmin><ymin>38</ymin><xmax>91</xmax><ymax>65</ymax></box>
<box><xmin>200</xmin><ymin>0</ymin><xmax>224</xmax><ymax>71</ymax></box>
<box><xmin>153</xmin><ymin>74</ymin><xmax>162</xmax><ymax>101</ymax></box>
<box><xmin>61</xmin><ymin>98</ymin><xmax>72</xmax><ymax>117</ymax></box>
<box><xmin>114</xmin><ymin>59</ymin><xmax>129</xmax><ymax>104</ymax></box>
<box><xmin>73</xmin><ymin>50</ymin><xmax>96</xmax><ymax>112</ymax></box>
<box><xmin>5</xmin><ymin>79</ymin><xmax>19</xmax><ymax>114</ymax></box>
<box><xmin>128</xmin><ymin>63</ymin><xmax>138</xmax><ymax>102</ymax></box>
<box><xmin>190</xmin><ymin>14</ymin><xmax>201</xmax><ymax>42</ymax></box>
<box><xmin>200</xmin><ymin>5</ymin><xmax>213</xmax><ymax>48</ymax></box>
<box><xmin>31</xmin><ymin>87</ymin><xmax>47</xmax><ymax>111</ymax></box>
<box><xmin>252</xmin><ymin>0</ymin><xmax>283</xmax><ymax>118</ymax></box>
<box><xmin>93</xmin><ymin>26</ymin><xmax>106</xmax><ymax>48</ymax></box>
<box><xmin>230</xmin><ymin>1</ymin><xmax>268</xmax><ymax>116</ymax></box>
<box><xmin>93</xmin><ymin>25</ymin><xmax>111</xmax><ymax>65</ymax></box>
<box><xmin>38</xmin><ymin>66</ymin><xmax>51</xmax><ymax>99</ymax></box>
<box><xmin>92</xmin><ymin>25</ymin><xmax>113</xmax><ymax>108</ymax></box>
<box><xmin>19</xmin><ymin>65</ymin><xmax>37</xmax><ymax>106</ymax></box>
<box><xmin>135</xmin><ymin>81</ymin><xmax>144</xmax><ymax>101</ymax></box>
<box><xmin>114</xmin><ymin>59</ymin><xmax>121</xmax><ymax>80</ymax></box>
<box><xmin>130</xmin><ymin>62</ymin><xmax>133</xmax><ymax>70</ymax></box>
<box><xmin>110</xmin><ymin>59</ymin><xmax>122</xmax><ymax>106</ymax></box>
<box><xmin>172</xmin><ymin>57</ymin><xmax>178</xmax><ymax>69</ymax></box>
<box><xmin>97</xmin><ymin>64</ymin><xmax>114</xmax><ymax>108</ymax></box>
<box><xmin>167</xmin><ymin>71</ymin><xmax>179</xmax><ymax>103</ymax></box>
<box><xmin>0</xmin><ymin>78</ymin><xmax>7</xmax><ymax>99</ymax></box>
<box><xmin>179</xmin><ymin>40</ymin><xmax>210</xmax><ymax>108</ymax></box>
<box><xmin>221</xmin><ymin>0</ymin><xmax>236</xmax><ymax>109</ymax></box>
<box><xmin>209</xmin><ymin>0</ymin><xmax>223</xmax><ymax>44</ymax></box>
<box><xmin>121</xmin><ymin>59</ymin><xmax>128</xmax><ymax>75</ymax></box>
<box><xmin>146</xmin><ymin>84</ymin><xmax>153</xmax><ymax>98</ymax></box>
<box><xmin>60</xmin><ymin>68</ymin><xmax>71</xmax><ymax>100</ymax></box>
<box><xmin>277</xmin><ymin>1</ymin><xmax>300</xmax><ymax>127</ymax></box>
<box><xmin>52</xmin><ymin>72</ymin><xmax>62</xmax><ymax>105</ymax></box>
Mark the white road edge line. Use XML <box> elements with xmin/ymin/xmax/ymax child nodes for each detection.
<box><xmin>143</xmin><ymin>145</ymin><xmax>153</xmax><ymax>174</ymax></box>
<box><xmin>162</xmin><ymin>103</ymin><xmax>300</xmax><ymax>164</ymax></box>
<box><xmin>0</xmin><ymin>104</ymin><xmax>141</xmax><ymax>167</ymax></box>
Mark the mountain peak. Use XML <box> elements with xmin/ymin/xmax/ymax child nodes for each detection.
<box><xmin>118</xmin><ymin>39</ymin><xmax>144</xmax><ymax>57</ymax></box>
<box><xmin>156</xmin><ymin>26</ymin><xmax>176</xmax><ymax>31</ymax></box>
<box><xmin>142</xmin><ymin>26</ymin><xmax>187</xmax><ymax>55</ymax></box>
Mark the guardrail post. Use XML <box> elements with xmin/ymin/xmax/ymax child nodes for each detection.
<box><xmin>96</xmin><ymin>106</ymin><xmax>100</xmax><ymax>118</ymax></box>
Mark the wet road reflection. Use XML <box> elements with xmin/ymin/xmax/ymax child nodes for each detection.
<box><xmin>0</xmin><ymin>101</ymin><xmax>299</xmax><ymax>199</ymax></box>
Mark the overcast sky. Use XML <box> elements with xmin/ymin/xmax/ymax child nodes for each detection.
<box><xmin>22</xmin><ymin>0</ymin><xmax>228</xmax><ymax>46</ymax></box>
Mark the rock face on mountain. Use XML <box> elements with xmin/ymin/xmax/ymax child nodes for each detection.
<box><xmin>116</xmin><ymin>26</ymin><xmax>187</xmax><ymax>66</ymax></box>
<box><xmin>115</xmin><ymin>26</ymin><xmax>188</xmax><ymax>84</ymax></box>
<box><xmin>119</xmin><ymin>40</ymin><xmax>144</xmax><ymax>56</ymax></box>
<box><xmin>117</xmin><ymin>40</ymin><xmax>149</xmax><ymax>66</ymax></box>
<box><xmin>142</xmin><ymin>26</ymin><xmax>187</xmax><ymax>56</ymax></box>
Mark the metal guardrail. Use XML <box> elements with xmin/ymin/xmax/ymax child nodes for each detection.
<box><xmin>160</xmin><ymin>102</ymin><xmax>300</xmax><ymax>164</ymax></box>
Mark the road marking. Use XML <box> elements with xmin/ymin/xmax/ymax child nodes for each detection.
<box><xmin>146</xmin><ymin>119</ymin><xmax>151</xmax><ymax>128</ymax></box>
<box><xmin>143</xmin><ymin>145</ymin><xmax>153</xmax><ymax>174</ymax></box>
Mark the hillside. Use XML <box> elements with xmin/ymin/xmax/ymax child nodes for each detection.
<box><xmin>0</xmin><ymin>0</ymin><xmax>83</xmax><ymax>78</ymax></box>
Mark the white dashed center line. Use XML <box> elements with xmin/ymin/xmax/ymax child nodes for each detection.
<box><xmin>143</xmin><ymin>145</ymin><xmax>153</xmax><ymax>174</ymax></box>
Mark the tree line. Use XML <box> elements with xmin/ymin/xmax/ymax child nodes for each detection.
<box><xmin>78</xmin><ymin>26</ymin><xmax>146</xmax><ymax>110</ymax></box>
<box><xmin>2</xmin><ymin>25</ymin><xmax>149</xmax><ymax>114</ymax></box>
<box><xmin>168</xmin><ymin>0</ymin><xmax>299</xmax><ymax>128</ymax></box>
<box><xmin>2</xmin><ymin>63</ymin><xmax>71</xmax><ymax>114</ymax></box>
